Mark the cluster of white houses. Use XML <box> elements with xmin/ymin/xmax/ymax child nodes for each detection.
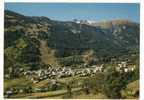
<box><xmin>23</xmin><ymin>64</ymin><xmax>105</xmax><ymax>84</ymax></box>
<box><xmin>28</xmin><ymin>62</ymin><xmax>136</xmax><ymax>83</ymax></box>
<box><xmin>115</xmin><ymin>61</ymin><xmax>136</xmax><ymax>73</ymax></box>
<box><xmin>5</xmin><ymin>61</ymin><xmax>137</xmax><ymax>82</ymax></box>
<box><xmin>6</xmin><ymin>61</ymin><xmax>136</xmax><ymax>84</ymax></box>
<box><xmin>5</xmin><ymin>61</ymin><xmax>136</xmax><ymax>82</ymax></box>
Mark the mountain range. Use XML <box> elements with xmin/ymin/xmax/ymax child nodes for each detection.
<box><xmin>4</xmin><ymin>10</ymin><xmax>139</xmax><ymax>70</ymax></box>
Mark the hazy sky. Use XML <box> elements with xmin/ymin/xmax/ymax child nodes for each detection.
<box><xmin>5</xmin><ymin>3</ymin><xmax>140</xmax><ymax>22</ymax></box>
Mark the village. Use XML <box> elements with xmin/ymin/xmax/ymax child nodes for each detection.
<box><xmin>4</xmin><ymin>61</ymin><xmax>136</xmax><ymax>98</ymax></box>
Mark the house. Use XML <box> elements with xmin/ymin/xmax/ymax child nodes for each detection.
<box><xmin>116</xmin><ymin>61</ymin><xmax>136</xmax><ymax>73</ymax></box>
<box><xmin>93</xmin><ymin>64</ymin><xmax>104</xmax><ymax>73</ymax></box>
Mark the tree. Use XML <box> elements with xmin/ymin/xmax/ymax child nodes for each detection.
<box><xmin>103</xmin><ymin>71</ymin><xmax>136</xmax><ymax>99</ymax></box>
<box><xmin>4</xmin><ymin>46</ymin><xmax>22</xmax><ymax>78</ymax></box>
<box><xmin>66</xmin><ymin>84</ymin><xmax>72</xmax><ymax>97</ymax></box>
<box><xmin>21</xmin><ymin>38</ymin><xmax>41</xmax><ymax>70</ymax></box>
<box><xmin>82</xmin><ymin>79</ymin><xmax>90</xmax><ymax>94</ymax></box>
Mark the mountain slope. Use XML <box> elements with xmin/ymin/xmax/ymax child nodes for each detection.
<box><xmin>4</xmin><ymin>10</ymin><xmax>139</xmax><ymax>69</ymax></box>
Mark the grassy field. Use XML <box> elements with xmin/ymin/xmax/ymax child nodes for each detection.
<box><xmin>121</xmin><ymin>80</ymin><xmax>139</xmax><ymax>99</ymax></box>
<box><xmin>72</xmin><ymin>93</ymin><xmax>108</xmax><ymax>99</ymax></box>
<box><xmin>33</xmin><ymin>75</ymin><xmax>89</xmax><ymax>88</ymax></box>
<box><xmin>4</xmin><ymin>77</ymin><xmax>32</xmax><ymax>91</ymax></box>
<box><xmin>10</xmin><ymin>87</ymin><xmax>82</xmax><ymax>98</ymax></box>
<box><xmin>10</xmin><ymin>87</ymin><xmax>108</xmax><ymax>99</ymax></box>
